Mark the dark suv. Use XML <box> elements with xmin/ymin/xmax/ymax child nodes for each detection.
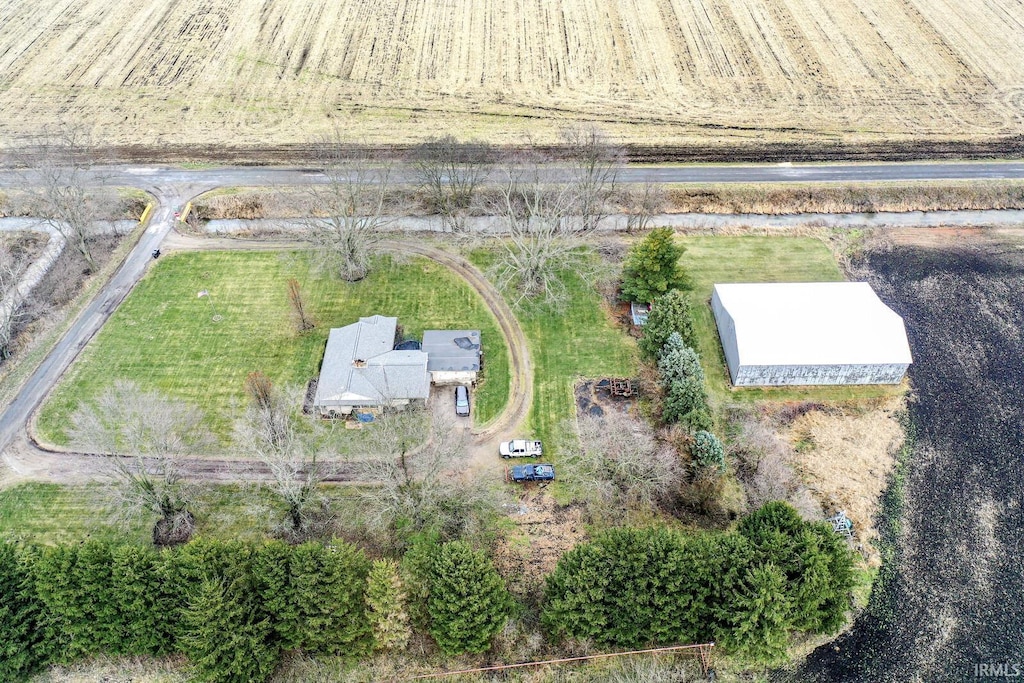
<box><xmin>455</xmin><ymin>385</ymin><xmax>470</xmax><ymax>417</ymax></box>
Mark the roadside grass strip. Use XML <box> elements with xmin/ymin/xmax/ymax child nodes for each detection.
<box><xmin>37</xmin><ymin>251</ymin><xmax>509</xmax><ymax>447</ymax></box>
<box><xmin>679</xmin><ymin>235</ymin><xmax>902</xmax><ymax>407</ymax></box>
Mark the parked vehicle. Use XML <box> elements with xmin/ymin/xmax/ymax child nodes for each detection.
<box><xmin>455</xmin><ymin>385</ymin><xmax>470</xmax><ymax>417</ymax></box>
<box><xmin>499</xmin><ymin>439</ymin><xmax>543</xmax><ymax>458</ymax></box>
<box><xmin>508</xmin><ymin>464</ymin><xmax>555</xmax><ymax>482</ymax></box>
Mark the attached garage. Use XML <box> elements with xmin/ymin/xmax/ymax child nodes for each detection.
<box><xmin>711</xmin><ymin>282</ymin><xmax>912</xmax><ymax>386</ymax></box>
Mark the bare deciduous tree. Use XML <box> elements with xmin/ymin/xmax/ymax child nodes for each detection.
<box><xmin>0</xmin><ymin>244</ymin><xmax>33</xmax><ymax>360</ymax></box>
<box><xmin>356</xmin><ymin>409</ymin><xmax>507</xmax><ymax>549</ymax></box>
<box><xmin>624</xmin><ymin>181</ymin><xmax>668</xmax><ymax>232</ymax></box>
<box><xmin>236</xmin><ymin>378</ymin><xmax>334</xmax><ymax>542</ymax></box>
<box><xmin>560</xmin><ymin>125</ymin><xmax>624</xmax><ymax>232</ymax></box>
<box><xmin>287</xmin><ymin>278</ymin><xmax>315</xmax><ymax>332</ymax></box>
<box><xmin>489</xmin><ymin>152</ymin><xmax>605</xmax><ymax>309</ymax></box>
<box><xmin>21</xmin><ymin>123</ymin><xmax>107</xmax><ymax>273</ymax></box>
<box><xmin>69</xmin><ymin>380</ymin><xmax>209</xmax><ymax>546</ymax></box>
<box><xmin>560</xmin><ymin>411</ymin><xmax>682</xmax><ymax>522</ymax></box>
<box><xmin>298</xmin><ymin>136</ymin><xmax>392</xmax><ymax>281</ymax></box>
<box><xmin>411</xmin><ymin>136</ymin><xmax>495</xmax><ymax>232</ymax></box>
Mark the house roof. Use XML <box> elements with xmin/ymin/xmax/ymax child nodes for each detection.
<box><xmin>713</xmin><ymin>282</ymin><xmax>913</xmax><ymax>366</ymax></box>
<box><xmin>314</xmin><ymin>316</ymin><xmax>430</xmax><ymax>407</ymax></box>
<box><xmin>422</xmin><ymin>329</ymin><xmax>481</xmax><ymax>372</ymax></box>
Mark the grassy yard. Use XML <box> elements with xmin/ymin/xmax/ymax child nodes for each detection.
<box><xmin>679</xmin><ymin>235</ymin><xmax>902</xmax><ymax>407</ymax></box>
<box><xmin>470</xmin><ymin>250</ymin><xmax>638</xmax><ymax>452</ymax></box>
<box><xmin>0</xmin><ymin>482</ymin><xmax>365</xmax><ymax>546</ymax></box>
<box><xmin>37</xmin><ymin>251</ymin><xmax>509</xmax><ymax>447</ymax></box>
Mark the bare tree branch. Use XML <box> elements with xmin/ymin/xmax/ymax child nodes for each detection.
<box><xmin>411</xmin><ymin>136</ymin><xmax>495</xmax><ymax>232</ymax></box>
<box><xmin>19</xmin><ymin>123</ymin><xmax>108</xmax><ymax>273</ymax></box>
<box><xmin>295</xmin><ymin>135</ymin><xmax>392</xmax><ymax>281</ymax></box>
<box><xmin>560</xmin><ymin>125</ymin><xmax>624</xmax><ymax>233</ymax></box>
<box><xmin>236</xmin><ymin>379</ymin><xmax>335</xmax><ymax>542</ymax></box>
<box><xmin>68</xmin><ymin>380</ymin><xmax>209</xmax><ymax>545</ymax></box>
<box><xmin>0</xmin><ymin>244</ymin><xmax>33</xmax><ymax>360</ymax></box>
<box><xmin>488</xmin><ymin>152</ymin><xmax>604</xmax><ymax>309</ymax></box>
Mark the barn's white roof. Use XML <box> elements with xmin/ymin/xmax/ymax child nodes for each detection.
<box><xmin>713</xmin><ymin>282</ymin><xmax>912</xmax><ymax>366</ymax></box>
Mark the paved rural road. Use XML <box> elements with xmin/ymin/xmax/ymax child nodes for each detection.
<box><xmin>3</xmin><ymin>160</ymin><xmax>1024</xmax><ymax>190</ymax></box>
<box><xmin>1</xmin><ymin>158</ymin><xmax>1023</xmax><ymax>478</ymax></box>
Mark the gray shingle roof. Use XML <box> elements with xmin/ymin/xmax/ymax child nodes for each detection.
<box><xmin>422</xmin><ymin>329</ymin><xmax>481</xmax><ymax>372</ymax></box>
<box><xmin>314</xmin><ymin>316</ymin><xmax>430</xmax><ymax>407</ymax></box>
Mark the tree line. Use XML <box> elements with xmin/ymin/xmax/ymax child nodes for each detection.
<box><xmin>542</xmin><ymin>502</ymin><xmax>855</xmax><ymax>663</ymax></box>
<box><xmin>0</xmin><ymin>536</ymin><xmax>513</xmax><ymax>682</ymax></box>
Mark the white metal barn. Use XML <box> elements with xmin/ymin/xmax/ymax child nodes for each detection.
<box><xmin>711</xmin><ymin>282</ymin><xmax>912</xmax><ymax>386</ymax></box>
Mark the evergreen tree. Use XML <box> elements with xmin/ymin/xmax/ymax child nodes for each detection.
<box><xmin>33</xmin><ymin>540</ymin><xmax>122</xmax><ymax>659</ymax></box>
<box><xmin>620</xmin><ymin>228</ymin><xmax>691</xmax><ymax>303</ymax></box>
<box><xmin>281</xmin><ymin>541</ymin><xmax>372</xmax><ymax>655</ymax></box>
<box><xmin>427</xmin><ymin>541</ymin><xmax>513</xmax><ymax>655</ymax></box>
<box><xmin>181</xmin><ymin>577</ymin><xmax>279</xmax><ymax>683</ymax></box>
<box><xmin>110</xmin><ymin>544</ymin><xmax>177</xmax><ymax>655</ymax></box>
<box><xmin>719</xmin><ymin>563</ymin><xmax>793</xmax><ymax>662</ymax></box>
<box><xmin>0</xmin><ymin>543</ymin><xmax>45</xmax><ymax>680</ymax></box>
<box><xmin>639</xmin><ymin>290</ymin><xmax>697</xmax><ymax>361</ymax></box>
<box><xmin>543</xmin><ymin>527</ymin><xmax>694</xmax><ymax>648</ymax></box>
<box><xmin>691</xmin><ymin>430</ymin><xmax>725</xmax><ymax>472</ymax></box>
<box><xmin>739</xmin><ymin>502</ymin><xmax>855</xmax><ymax>635</ymax></box>
<box><xmin>658</xmin><ymin>333</ymin><xmax>711</xmax><ymax>429</ymax></box>
<box><xmin>366</xmin><ymin>558</ymin><xmax>411</xmax><ymax>652</ymax></box>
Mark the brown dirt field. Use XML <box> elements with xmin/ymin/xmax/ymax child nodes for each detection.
<box><xmin>783</xmin><ymin>396</ymin><xmax>905</xmax><ymax>566</ymax></box>
<box><xmin>1</xmin><ymin>0</ymin><xmax>1023</xmax><ymax>151</ymax></box>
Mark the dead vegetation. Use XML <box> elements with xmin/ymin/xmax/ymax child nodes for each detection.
<box><xmin>727</xmin><ymin>397</ymin><xmax>905</xmax><ymax>566</ymax></box>
<box><xmin>1</xmin><ymin>0</ymin><xmax>1022</xmax><ymax>148</ymax></box>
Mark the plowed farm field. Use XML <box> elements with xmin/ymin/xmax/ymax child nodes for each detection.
<box><xmin>0</xmin><ymin>0</ymin><xmax>1023</xmax><ymax>148</ymax></box>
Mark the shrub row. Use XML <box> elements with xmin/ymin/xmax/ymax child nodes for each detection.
<box><xmin>542</xmin><ymin>502</ymin><xmax>855</xmax><ymax>663</ymax></box>
<box><xmin>1</xmin><ymin>538</ymin><xmax>372</xmax><ymax>682</ymax></box>
<box><xmin>0</xmin><ymin>536</ymin><xmax>515</xmax><ymax>682</ymax></box>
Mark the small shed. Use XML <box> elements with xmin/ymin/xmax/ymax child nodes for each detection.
<box><xmin>711</xmin><ymin>282</ymin><xmax>912</xmax><ymax>386</ymax></box>
<box><xmin>630</xmin><ymin>302</ymin><xmax>652</xmax><ymax>326</ymax></box>
<box><xmin>422</xmin><ymin>330</ymin><xmax>481</xmax><ymax>385</ymax></box>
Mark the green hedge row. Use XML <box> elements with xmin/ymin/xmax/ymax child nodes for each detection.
<box><xmin>542</xmin><ymin>502</ymin><xmax>855</xmax><ymax>663</ymax></box>
<box><xmin>0</xmin><ymin>538</ymin><xmax>371</xmax><ymax>682</ymax></box>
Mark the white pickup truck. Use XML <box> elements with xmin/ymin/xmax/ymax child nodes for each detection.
<box><xmin>499</xmin><ymin>439</ymin><xmax>544</xmax><ymax>459</ymax></box>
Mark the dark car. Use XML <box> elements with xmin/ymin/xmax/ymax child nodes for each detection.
<box><xmin>508</xmin><ymin>464</ymin><xmax>555</xmax><ymax>482</ymax></box>
<box><xmin>455</xmin><ymin>385</ymin><xmax>470</xmax><ymax>417</ymax></box>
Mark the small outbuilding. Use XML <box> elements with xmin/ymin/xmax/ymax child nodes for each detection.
<box><xmin>422</xmin><ymin>329</ymin><xmax>481</xmax><ymax>385</ymax></box>
<box><xmin>711</xmin><ymin>282</ymin><xmax>912</xmax><ymax>386</ymax></box>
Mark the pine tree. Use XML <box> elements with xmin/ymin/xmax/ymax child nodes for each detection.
<box><xmin>366</xmin><ymin>558</ymin><xmax>411</xmax><ymax>652</ymax></box>
<box><xmin>0</xmin><ymin>543</ymin><xmax>45</xmax><ymax>680</ymax></box>
<box><xmin>719</xmin><ymin>563</ymin><xmax>793</xmax><ymax>662</ymax></box>
<box><xmin>639</xmin><ymin>290</ymin><xmax>697</xmax><ymax>361</ymax></box>
<box><xmin>282</xmin><ymin>541</ymin><xmax>372</xmax><ymax>655</ymax></box>
<box><xmin>110</xmin><ymin>544</ymin><xmax>177</xmax><ymax>655</ymax></box>
<box><xmin>427</xmin><ymin>541</ymin><xmax>513</xmax><ymax>655</ymax></box>
<box><xmin>691</xmin><ymin>430</ymin><xmax>725</xmax><ymax>472</ymax></box>
<box><xmin>658</xmin><ymin>333</ymin><xmax>711</xmax><ymax>428</ymax></box>
<box><xmin>181</xmin><ymin>577</ymin><xmax>279</xmax><ymax>683</ymax></box>
<box><xmin>620</xmin><ymin>228</ymin><xmax>691</xmax><ymax>303</ymax></box>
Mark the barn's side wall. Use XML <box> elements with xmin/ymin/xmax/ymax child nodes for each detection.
<box><xmin>733</xmin><ymin>363</ymin><xmax>909</xmax><ymax>386</ymax></box>
<box><xmin>710</xmin><ymin>289</ymin><xmax>740</xmax><ymax>383</ymax></box>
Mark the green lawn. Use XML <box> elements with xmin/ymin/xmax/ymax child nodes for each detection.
<box><xmin>679</xmin><ymin>235</ymin><xmax>901</xmax><ymax>406</ymax></box>
<box><xmin>37</xmin><ymin>251</ymin><xmax>509</xmax><ymax>446</ymax></box>
<box><xmin>470</xmin><ymin>250</ymin><xmax>638</xmax><ymax>452</ymax></box>
<box><xmin>0</xmin><ymin>482</ymin><xmax>363</xmax><ymax>546</ymax></box>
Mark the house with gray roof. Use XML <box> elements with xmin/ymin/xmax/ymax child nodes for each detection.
<box><xmin>422</xmin><ymin>329</ymin><xmax>481</xmax><ymax>385</ymax></box>
<box><xmin>313</xmin><ymin>315</ymin><xmax>430</xmax><ymax>417</ymax></box>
